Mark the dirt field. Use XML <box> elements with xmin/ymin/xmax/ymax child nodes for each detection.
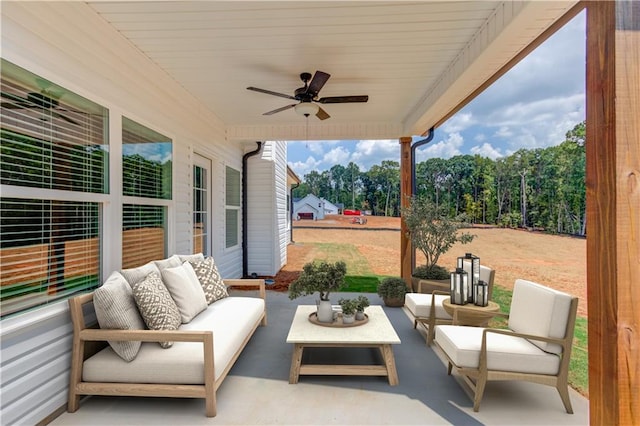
<box><xmin>275</xmin><ymin>215</ymin><xmax>587</xmax><ymax>317</ymax></box>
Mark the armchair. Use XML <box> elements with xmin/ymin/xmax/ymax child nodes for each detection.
<box><xmin>434</xmin><ymin>279</ymin><xmax>578</xmax><ymax>413</ymax></box>
<box><xmin>405</xmin><ymin>264</ymin><xmax>495</xmax><ymax>345</ymax></box>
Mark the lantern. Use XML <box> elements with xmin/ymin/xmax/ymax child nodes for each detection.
<box><xmin>475</xmin><ymin>280</ymin><xmax>489</xmax><ymax>307</ymax></box>
<box><xmin>457</xmin><ymin>253</ymin><xmax>480</xmax><ymax>304</ymax></box>
<box><xmin>450</xmin><ymin>268</ymin><xmax>468</xmax><ymax>305</ymax></box>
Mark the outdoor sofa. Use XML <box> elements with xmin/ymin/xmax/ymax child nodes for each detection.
<box><xmin>67</xmin><ymin>253</ymin><xmax>266</xmax><ymax>417</ymax></box>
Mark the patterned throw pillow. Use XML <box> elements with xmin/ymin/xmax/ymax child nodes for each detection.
<box><xmin>189</xmin><ymin>257</ymin><xmax>228</xmax><ymax>304</ymax></box>
<box><xmin>93</xmin><ymin>271</ymin><xmax>145</xmax><ymax>361</ymax></box>
<box><xmin>131</xmin><ymin>272</ymin><xmax>181</xmax><ymax>348</ymax></box>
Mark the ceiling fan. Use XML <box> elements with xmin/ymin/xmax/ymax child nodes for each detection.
<box><xmin>1</xmin><ymin>90</ymin><xmax>81</xmax><ymax>125</ymax></box>
<box><xmin>247</xmin><ymin>71</ymin><xmax>368</xmax><ymax>120</ymax></box>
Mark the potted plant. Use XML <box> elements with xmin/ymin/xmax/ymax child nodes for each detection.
<box><xmin>355</xmin><ymin>295</ymin><xmax>370</xmax><ymax>320</ymax></box>
<box><xmin>402</xmin><ymin>196</ymin><xmax>475</xmax><ymax>292</ymax></box>
<box><xmin>288</xmin><ymin>261</ymin><xmax>347</xmax><ymax>323</ymax></box>
<box><xmin>377</xmin><ymin>277</ymin><xmax>409</xmax><ymax>307</ymax></box>
<box><xmin>338</xmin><ymin>298</ymin><xmax>359</xmax><ymax>324</ymax></box>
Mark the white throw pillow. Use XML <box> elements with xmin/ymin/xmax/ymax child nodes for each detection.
<box><xmin>162</xmin><ymin>262</ymin><xmax>208</xmax><ymax>323</ymax></box>
<box><xmin>93</xmin><ymin>271</ymin><xmax>145</xmax><ymax>361</ymax></box>
<box><xmin>131</xmin><ymin>272</ymin><xmax>181</xmax><ymax>348</ymax></box>
<box><xmin>178</xmin><ymin>253</ymin><xmax>205</xmax><ymax>263</ymax></box>
<box><xmin>120</xmin><ymin>261</ymin><xmax>161</xmax><ymax>286</ymax></box>
<box><xmin>154</xmin><ymin>254</ymin><xmax>182</xmax><ymax>272</ymax></box>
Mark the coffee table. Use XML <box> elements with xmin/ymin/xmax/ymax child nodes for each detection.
<box><xmin>286</xmin><ymin>305</ymin><xmax>401</xmax><ymax>385</ymax></box>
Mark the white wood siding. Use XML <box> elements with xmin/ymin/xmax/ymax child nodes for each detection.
<box><xmin>273</xmin><ymin>141</ymin><xmax>289</xmax><ymax>272</ymax></box>
<box><xmin>0</xmin><ymin>3</ymin><xmax>245</xmax><ymax>424</ymax></box>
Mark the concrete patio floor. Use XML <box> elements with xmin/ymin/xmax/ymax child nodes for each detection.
<box><xmin>50</xmin><ymin>291</ymin><xmax>589</xmax><ymax>425</ymax></box>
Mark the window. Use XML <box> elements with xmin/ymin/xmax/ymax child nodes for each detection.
<box><xmin>193</xmin><ymin>156</ymin><xmax>210</xmax><ymax>255</ymax></box>
<box><xmin>122</xmin><ymin>204</ymin><xmax>166</xmax><ymax>269</ymax></box>
<box><xmin>122</xmin><ymin>118</ymin><xmax>171</xmax><ymax>267</ymax></box>
<box><xmin>225</xmin><ymin>166</ymin><xmax>240</xmax><ymax>248</ymax></box>
<box><xmin>0</xmin><ymin>199</ymin><xmax>100</xmax><ymax>317</ymax></box>
<box><xmin>122</xmin><ymin>117</ymin><xmax>171</xmax><ymax>199</ymax></box>
<box><xmin>0</xmin><ymin>60</ymin><xmax>108</xmax><ymax>317</ymax></box>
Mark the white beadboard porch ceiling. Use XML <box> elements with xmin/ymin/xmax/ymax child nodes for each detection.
<box><xmin>86</xmin><ymin>1</ymin><xmax>579</xmax><ymax>141</ymax></box>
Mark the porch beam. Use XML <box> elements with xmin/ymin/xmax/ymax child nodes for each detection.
<box><xmin>399</xmin><ymin>136</ymin><xmax>413</xmax><ymax>285</ymax></box>
<box><xmin>586</xmin><ymin>1</ymin><xmax>639</xmax><ymax>425</ymax></box>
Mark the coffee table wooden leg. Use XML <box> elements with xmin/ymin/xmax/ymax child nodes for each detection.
<box><xmin>380</xmin><ymin>344</ymin><xmax>399</xmax><ymax>386</ymax></box>
<box><xmin>289</xmin><ymin>343</ymin><xmax>304</xmax><ymax>384</ymax></box>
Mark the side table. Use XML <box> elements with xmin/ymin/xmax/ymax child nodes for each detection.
<box><xmin>441</xmin><ymin>299</ymin><xmax>500</xmax><ymax>326</ymax></box>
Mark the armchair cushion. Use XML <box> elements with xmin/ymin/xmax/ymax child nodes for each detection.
<box><xmin>435</xmin><ymin>325</ymin><xmax>561</xmax><ymax>375</ymax></box>
<box><xmin>508</xmin><ymin>279</ymin><xmax>573</xmax><ymax>354</ymax></box>
<box><xmin>405</xmin><ymin>293</ymin><xmax>451</xmax><ymax>319</ymax></box>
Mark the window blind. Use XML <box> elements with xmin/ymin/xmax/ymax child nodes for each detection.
<box><xmin>122</xmin><ymin>204</ymin><xmax>166</xmax><ymax>269</ymax></box>
<box><xmin>0</xmin><ymin>199</ymin><xmax>100</xmax><ymax>318</ymax></box>
<box><xmin>0</xmin><ymin>60</ymin><xmax>107</xmax><ymax>318</ymax></box>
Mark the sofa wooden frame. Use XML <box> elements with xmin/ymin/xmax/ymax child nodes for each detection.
<box><xmin>67</xmin><ymin>279</ymin><xmax>266</xmax><ymax>418</ymax></box>
<box><xmin>437</xmin><ymin>295</ymin><xmax>578</xmax><ymax>413</ymax></box>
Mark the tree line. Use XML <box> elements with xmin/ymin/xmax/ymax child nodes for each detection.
<box><xmin>292</xmin><ymin>121</ymin><xmax>586</xmax><ymax>236</ymax></box>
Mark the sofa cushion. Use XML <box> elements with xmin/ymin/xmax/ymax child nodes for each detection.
<box><xmin>93</xmin><ymin>271</ymin><xmax>145</xmax><ymax>362</ymax></box>
<box><xmin>131</xmin><ymin>272</ymin><xmax>181</xmax><ymax>348</ymax></box>
<box><xmin>120</xmin><ymin>261</ymin><xmax>161</xmax><ymax>286</ymax></box>
<box><xmin>82</xmin><ymin>296</ymin><xmax>265</xmax><ymax>384</ymax></box>
<box><xmin>189</xmin><ymin>257</ymin><xmax>228</xmax><ymax>304</ymax></box>
<box><xmin>405</xmin><ymin>293</ymin><xmax>452</xmax><ymax>319</ymax></box>
<box><xmin>154</xmin><ymin>254</ymin><xmax>182</xmax><ymax>272</ymax></box>
<box><xmin>178</xmin><ymin>253</ymin><xmax>205</xmax><ymax>263</ymax></box>
<box><xmin>435</xmin><ymin>325</ymin><xmax>561</xmax><ymax>375</ymax></box>
<box><xmin>508</xmin><ymin>279</ymin><xmax>573</xmax><ymax>354</ymax></box>
<box><xmin>162</xmin><ymin>262</ymin><xmax>208</xmax><ymax>323</ymax></box>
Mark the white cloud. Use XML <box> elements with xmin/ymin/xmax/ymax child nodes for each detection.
<box><xmin>470</xmin><ymin>143</ymin><xmax>503</xmax><ymax>159</ymax></box>
<box><xmin>442</xmin><ymin>112</ymin><xmax>475</xmax><ymax>133</ymax></box>
<box><xmin>350</xmin><ymin>139</ymin><xmax>399</xmax><ymax>170</ymax></box>
<box><xmin>323</xmin><ymin>146</ymin><xmax>351</xmax><ymax>165</ymax></box>
<box><xmin>288</xmin><ymin>155</ymin><xmax>321</xmax><ymax>177</ymax></box>
<box><xmin>415</xmin><ymin>132</ymin><xmax>464</xmax><ymax>162</ymax></box>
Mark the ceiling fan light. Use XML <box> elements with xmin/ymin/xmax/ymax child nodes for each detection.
<box><xmin>295</xmin><ymin>102</ymin><xmax>319</xmax><ymax>117</ymax></box>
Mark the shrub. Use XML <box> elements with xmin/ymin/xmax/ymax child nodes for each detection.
<box><xmin>377</xmin><ymin>277</ymin><xmax>409</xmax><ymax>299</ymax></box>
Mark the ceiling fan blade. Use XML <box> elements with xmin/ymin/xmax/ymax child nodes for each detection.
<box><xmin>263</xmin><ymin>104</ymin><xmax>296</xmax><ymax>116</ymax></box>
<box><xmin>247</xmin><ymin>86</ymin><xmax>296</xmax><ymax>100</ymax></box>
<box><xmin>306</xmin><ymin>71</ymin><xmax>330</xmax><ymax>95</ymax></box>
<box><xmin>316</xmin><ymin>107</ymin><xmax>330</xmax><ymax>121</ymax></box>
<box><xmin>318</xmin><ymin>95</ymin><xmax>368</xmax><ymax>104</ymax></box>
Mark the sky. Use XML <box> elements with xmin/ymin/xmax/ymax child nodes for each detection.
<box><xmin>287</xmin><ymin>11</ymin><xmax>586</xmax><ymax>178</ymax></box>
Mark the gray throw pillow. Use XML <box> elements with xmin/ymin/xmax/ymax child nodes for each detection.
<box><xmin>131</xmin><ymin>272</ymin><xmax>181</xmax><ymax>348</ymax></box>
<box><xmin>93</xmin><ymin>271</ymin><xmax>145</xmax><ymax>361</ymax></box>
<box><xmin>189</xmin><ymin>257</ymin><xmax>228</xmax><ymax>304</ymax></box>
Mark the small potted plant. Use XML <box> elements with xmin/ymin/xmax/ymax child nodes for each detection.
<box><xmin>377</xmin><ymin>277</ymin><xmax>409</xmax><ymax>307</ymax></box>
<box><xmin>355</xmin><ymin>295</ymin><xmax>370</xmax><ymax>320</ymax></box>
<box><xmin>288</xmin><ymin>261</ymin><xmax>347</xmax><ymax>323</ymax></box>
<box><xmin>338</xmin><ymin>298</ymin><xmax>359</xmax><ymax>324</ymax></box>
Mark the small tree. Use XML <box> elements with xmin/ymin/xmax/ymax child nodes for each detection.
<box><xmin>402</xmin><ymin>196</ymin><xmax>475</xmax><ymax>277</ymax></box>
<box><xmin>288</xmin><ymin>261</ymin><xmax>347</xmax><ymax>301</ymax></box>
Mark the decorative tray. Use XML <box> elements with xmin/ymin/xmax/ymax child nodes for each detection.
<box><xmin>308</xmin><ymin>312</ymin><xmax>369</xmax><ymax>327</ymax></box>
